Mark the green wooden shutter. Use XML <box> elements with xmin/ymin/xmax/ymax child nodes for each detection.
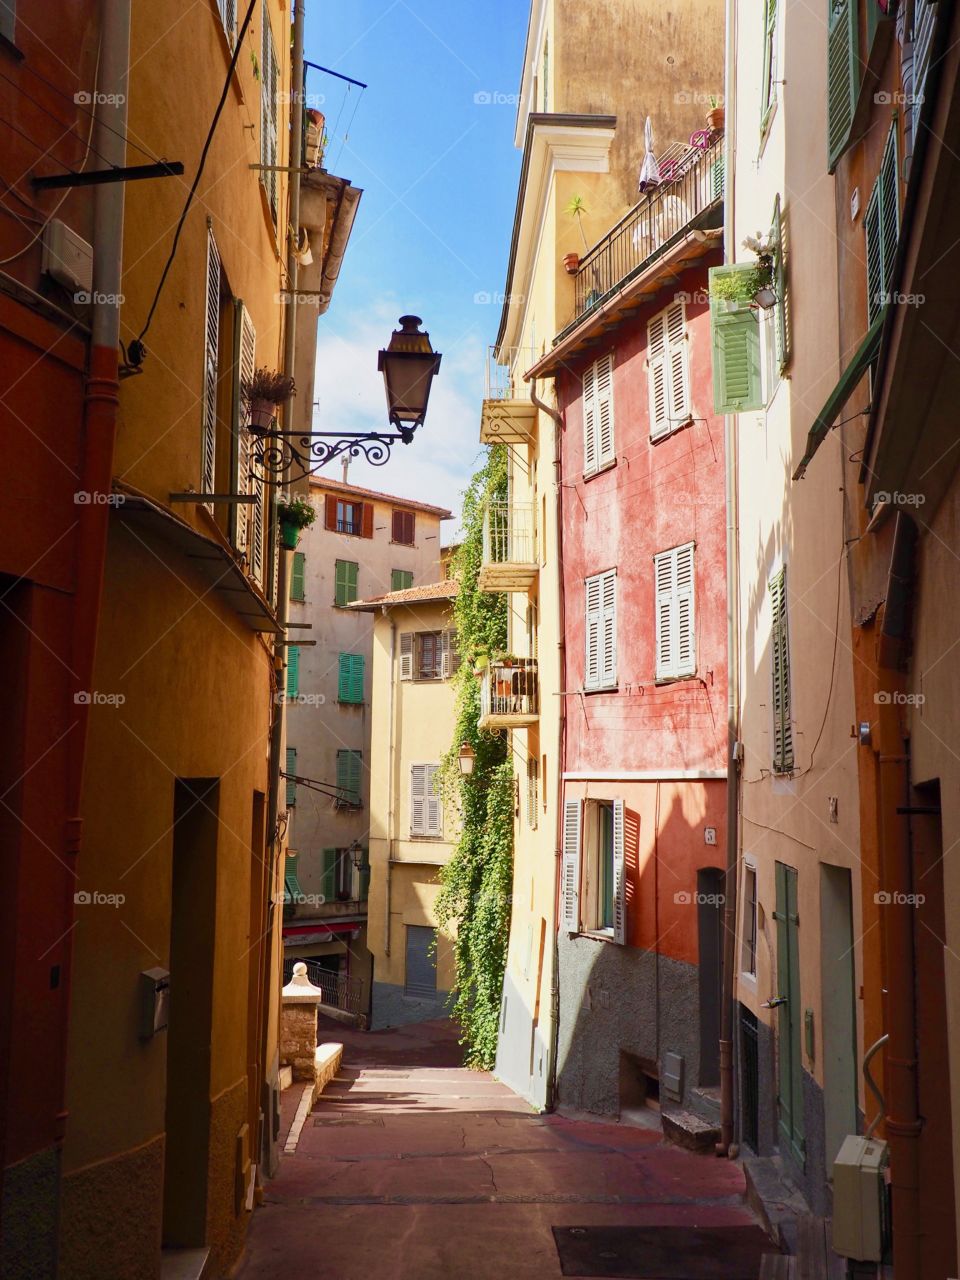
<box><xmin>391</xmin><ymin>569</ymin><xmax>413</xmax><ymax>591</ymax></box>
<box><xmin>710</xmin><ymin>267</ymin><xmax>763</xmax><ymax>413</ymax></box>
<box><xmin>772</xmin><ymin>195</ymin><xmax>789</xmax><ymax>371</ymax></box>
<box><xmin>320</xmin><ymin>848</ymin><xmax>337</xmax><ymax>903</ymax></box>
<box><xmin>865</xmin><ymin>186</ymin><xmax>883</xmax><ymax>324</ymax></box>
<box><xmin>827</xmin><ymin>0</ymin><xmax>858</xmax><ymax>171</ymax></box>
<box><xmin>775</xmin><ymin>862</ymin><xmax>804</xmax><ymax>1159</ymax></box>
<box><xmin>337</xmin><ymin>750</ymin><xmax>362</xmax><ymax>806</ymax></box>
<box><xmin>290</xmin><ymin>551</ymin><xmax>306</xmax><ymax>602</ymax></box>
<box><xmin>286</xmin><ymin>645</ymin><xmax>300</xmax><ymax>698</ymax></box>
<box><xmin>335</xmin><ymin>560</ymin><xmax>359</xmax><ymax>605</ymax></box>
<box><xmin>285</xmin><ymin>747</ymin><xmax>297</xmax><ymax>807</ymax></box>
<box><xmin>879</xmin><ymin>120</ymin><xmax>899</xmax><ymax>302</ymax></box>
<box><xmin>346</xmin><ymin>560</ymin><xmax>358</xmax><ymax>603</ymax></box>
<box><xmin>769</xmin><ymin>569</ymin><xmax>794</xmax><ymax>772</ymax></box>
<box><xmin>338</xmin><ymin>653</ymin><xmax>364</xmax><ymax>704</ymax></box>
<box><xmin>283</xmin><ymin>854</ymin><xmax>303</xmax><ymax>905</ymax></box>
<box><xmin>761</xmin><ymin>0</ymin><xmax>778</xmax><ymax>125</ymax></box>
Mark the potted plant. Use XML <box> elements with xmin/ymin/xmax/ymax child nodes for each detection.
<box><xmin>243</xmin><ymin>367</ymin><xmax>296</xmax><ymax>433</ymax></box>
<box><xmin>710</xmin><ymin>235</ymin><xmax>776</xmax><ymax>309</ymax></box>
<box><xmin>706</xmin><ymin>95</ymin><xmax>725</xmax><ymax>132</ymax></box>
<box><xmin>563</xmin><ymin>194</ymin><xmax>590</xmax><ymax>274</ymax></box>
<box><xmin>276</xmin><ymin>495</ymin><xmax>316</xmax><ymax>550</ymax></box>
<box><xmin>305</xmin><ymin>108</ymin><xmax>326</xmax><ymax>168</ymax></box>
<box><xmin>563</xmin><ymin>251</ymin><xmax>580</xmax><ymax>274</ymax></box>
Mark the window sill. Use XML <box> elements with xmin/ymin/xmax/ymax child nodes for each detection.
<box><xmin>650</xmin><ymin>416</ymin><xmax>694</xmax><ymax>445</ymax></box>
<box><xmin>583</xmin><ymin>683</ymin><xmax>618</xmax><ymax>695</ymax></box>
<box><xmin>654</xmin><ymin>672</ymin><xmax>698</xmax><ymax>687</ymax></box>
<box><xmin>582</xmin><ymin>457</ymin><xmax>617</xmax><ymax>483</ymax></box>
<box><xmin>580</xmin><ymin>928</ymin><xmax>616</xmax><ymax>943</ymax></box>
<box><xmin>408</xmin><ymin>833</ymin><xmax>444</xmax><ymax>842</ymax></box>
<box><xmin>337</xmin><ymin>700</ymin><xmax>365</xmax><ymax>707</ymax></box>
<box><xmin>740</xmin><ymin>970</ymin><xmax>758</xmax><ymax>990</ymax></box>
<box><xmin>390</xmin><ymin>540</ymin><xmax>416</xmax><ymax>548</ymax></box>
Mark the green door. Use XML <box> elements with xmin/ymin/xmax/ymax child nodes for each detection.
<box><xmin>775</xmin><ymin>861</ymin><xmax>804</xmax><ymax>1162</ymax></box>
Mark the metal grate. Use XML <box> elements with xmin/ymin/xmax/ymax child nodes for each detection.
<box><xmin>740</xmin><ymin>1005</ymin><xmax>760</xmax><ymax>1154</ymax></box>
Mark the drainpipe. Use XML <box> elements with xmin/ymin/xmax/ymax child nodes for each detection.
<box><xmin>530</xmin><ymin>379</ymin><xmax>565</xmax><ymax>1110</ymax></box>
<box><xmin>718</xmin><ymin>0</ymin><xmax>740</xmax><ymax>1157</ymax></box>
<box><xmin>384</xmin><ymin>611</ymin><xmax>397</xmax><ymax>958</ymax></box>
<box><xmin>62</xmin><ymin>0</ymin><xmax>130</xmax><ymax>1138</ymax></box>
<box><xmin>875</xmin><ymin>513</ymin><xmax>920</xmax><ymax>1280</ymax></box>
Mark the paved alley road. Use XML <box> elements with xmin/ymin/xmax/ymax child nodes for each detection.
<box><xmin>236</xmin><ymin>1018</ymin><xmax>765</xmax><ymax>1280</ymax></box>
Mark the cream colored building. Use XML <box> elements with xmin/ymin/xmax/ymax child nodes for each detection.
<box><xmin>283</xmin><ymin>479</ymin><xmax>450</xmax><ymax>1013</ymax></box>
<box><xmin>347</xmin><ymin>583</ymin><xmax>460</xmax><ymax>1028</ymax></box>
<box><xmin>487</xmin><ymin>0</ymin><xmax>724</xmax><ymax>1111</ymax></box>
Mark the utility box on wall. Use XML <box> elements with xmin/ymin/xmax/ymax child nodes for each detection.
<box><xmin>832</xmin><ymin>1135</ymin><xmax>889</xmax><ymax>1261</ymax></box>
<box><xmin>138</xmin><ymin>967</ymin><xmax>170</xmax><ymax>1039</ymax></box>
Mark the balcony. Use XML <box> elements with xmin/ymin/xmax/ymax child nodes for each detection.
<box><xmin>479</xmin><ymin>346</ymin><xmax>537</xmax><ymax>445</ymax></box>
<box><xmin>479</xmin><ymin>657</ymin><xmax>539</xmax><ymax>730</ymax></box>
<box><xmin>570</xmin><ymin>135</ymin><xmax>724</xmax><ymax>326</ymax></box>
<box><xmin>479</xmin><ymin>501</ymin><xmax>538</xmax><ymax>592</ymax></box>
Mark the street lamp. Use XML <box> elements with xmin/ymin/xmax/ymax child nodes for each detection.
<box><xmin>378</xmin><ymin>315</ymin><xmax>443</xmax><ymax>442</ymax></box>
<box><xmin>249</xmin><ymin>316</ymin><xmax>441</xmax><ymax>481</ymax></box>
<box><xmin>457</xmin><ymin>742</ymin><xmax>476</xmax><ymax>777</ymax></box>
<box><xmin>349</xmin><ymin>840</ymin><xmax>365</xmax><ymax>873</ymax></box>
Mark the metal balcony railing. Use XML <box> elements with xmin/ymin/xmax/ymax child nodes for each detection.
<box><xmin>484</xmin><ymin>346</ymin><xmax>535</xmax><ymax>400</ymax></box>
<box><xmin>483</xmin><ymin>501</ymin><xmax>537</xmax><ymax>566</ymax></box>
<box><xmin>480</xmin><ymin>657</ymin><xmax>539</xmax><ymax>721</ymax></box>
<box><xmin>282</xmin><ymin>959</ymin><xmax>366</xmax><ymax>1017</ymax></box>
<box><xmin>573</xmin><ymin>135</ymin><xmax>724</xmax><ymax>321</ymax></box>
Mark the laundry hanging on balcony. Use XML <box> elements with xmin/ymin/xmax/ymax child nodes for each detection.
<box><xmin>638</xmin><ymin>116</ymin><xmax>661</xmax><ymax>193</ymax></box>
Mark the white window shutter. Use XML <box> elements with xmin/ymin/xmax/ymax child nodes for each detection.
<box><xmin>647</xmin><ymin>312</ymin><xmax>668</xmax><ymax>437</ymax></box>
<box><xmin>612</xmin><ymin>798</ymin><xmax>626</xmax><ymax>945</ymax></box>
<box><xmin>675</xmin><ymin>543</ymin><xmax>695</xmax><ymax>676</ymax></box>
<box><xmin>582</xmin><ymin>362</ymin><xmax>598</xmax><ymax>474</ymax></box>
<box><xmin>202</xmin><ymin>227</ymin><xmax>221</xmax><ymax>504</ymax></box>
<box><xmin>561</xmin><ymin>798</ymin><xmax>582</xmax><ymax>932</ymax></box>
<box><xmin>601</xmin><ymin>569</ymin><xmax>617</xmax><ymax>686</ymax></box>
<box><xmin>595</xmin><ymin>353</ymin><xmax>615</xmax><ymax>467</ymax></box>
<box><xmin>440</xmin><ymin>630</ymin><xmax>455</xmax><ymax>679</ymax></box>
<box><xmin>410</xmin><ymin>764</ymin><xmax>426</xmax><ymax>834</ymax></box>
<box><xmin>655</xmin><ymin>550</ymin><xmax>676</xmax><ymax>679</ymax></box>
<box><xmin>237</xmin><ymin>304</ymin><xmax>260</xmax><ymax>581</ymax></box>
<box><xmin>666</xmin><ymin>301</ymin><xmax>690</xmax><ymax>424</ymax></box>
<box><xmin>399</xmin><ymin>632</ymin><xmax>413</xmax><ymax>681</ymax></box>
<box><xmin>426</xmin><ymin>764</ymin><xmax>442</xmax><ymax>836</ymax></box>
<box><xmin>584</xmin><ymin>575</ymin><xmax>602</xmax><ymax>689</ymax></box>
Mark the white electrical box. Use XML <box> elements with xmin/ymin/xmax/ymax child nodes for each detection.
<box><xmin>41</xmin><ymin>218</ymin><xmax>93</xmax><ymax>293</ymax></box>
<box><xmin>832</xmin><ymin>1134</ymin><xmax>889</xmax><ymax>1261</ymax></box>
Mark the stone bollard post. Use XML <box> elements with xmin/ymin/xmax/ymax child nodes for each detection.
<box><xmin>280</xmin><ymin>962</ymin><xmax>324</xmax><ymax>1082</ymax></box>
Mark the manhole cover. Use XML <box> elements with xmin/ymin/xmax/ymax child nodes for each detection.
<box><xmin>552</xmin><ymin>1225</ymin><xmax>777</xmax><ymax>1278</ymax></box>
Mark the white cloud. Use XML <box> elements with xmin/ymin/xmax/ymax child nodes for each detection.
<box><xmin>310</xmin><ymin>301</ymin><xmax>486</xmax><ymax>538</ymax></box>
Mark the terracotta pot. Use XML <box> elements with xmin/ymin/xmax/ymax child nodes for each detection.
<box><xmin>707</xmin><ymin>106</ymin><xmax>725</xmax><ymax>132</ymax></box>
<box><xmin>562</xmin><ymin>252</ymin><xmax>580</xmax><ymax>274</ymax></box>
<box><xmin>249</xmin><ymin>398</ymin><xmax>276</xmax><ymax>433</ymax></box>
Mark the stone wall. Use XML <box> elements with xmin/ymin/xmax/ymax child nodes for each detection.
<box><xmin>280</xmin><ymin>1004</ymin><xmax>319</xmax><ymax>1082</ymax></box>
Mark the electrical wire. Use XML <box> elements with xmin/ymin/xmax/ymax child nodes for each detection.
<box><xmin>131</xmin><ymin>0</ymin><xmax>257</xmax><ymax>359</ymax></box>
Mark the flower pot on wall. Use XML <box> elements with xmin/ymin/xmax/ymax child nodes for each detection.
<box><xmin>279</xmin><ymin>520</ymin><xmax>300</xmax><ymax>550</ymax></box>
<box><xmin>249</xmin><ymin>398</ymin><xmax>276</xmax><ymax>433</ymax></box>
<box><xmin>562</xmin><ymin>252</ymin><xmax>580</xmax><ymax>274</ymax></box>
<box><xmin>707</xmin><ymin>106</ymin><xmax>725</xmax><ymax>131</ymax></box>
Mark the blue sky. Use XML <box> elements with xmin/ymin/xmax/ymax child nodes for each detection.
<box><xmin>303</xmin><ymin>0</ymin><xmax>529</xmax><ymax>529</ymax></box>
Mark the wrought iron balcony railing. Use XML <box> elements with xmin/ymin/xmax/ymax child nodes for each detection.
<box><xmin>479</xmin><ymin>657</ymin><xmax>539</xmax><ymax>727</ymax></box>
<box><xmin>282</xmin><ymin>959</ymin><xmax>366</xmax><ymax>1018</ymax></box>
<box><xmin>573</xmin><ymin>135</ymin><xmax>724</xmax><ymax>322</ymax></box>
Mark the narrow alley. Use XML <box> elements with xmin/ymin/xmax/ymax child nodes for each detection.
<box><xmin>237</xmin><ymin>1018</ymin><xmax>774</xmax><ymax>1280</ymax></box>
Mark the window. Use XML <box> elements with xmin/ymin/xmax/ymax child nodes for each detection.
<box><xmin>336</xmin><ymin>749</ymin><xmax>362</xmax><ymax>807</ymax></box>
<box><xmin>216</xmin><ymin>0</ymin><xmax>237</xmax><ymax>45</ymax></box>
<box><xmin>826</xmin><ymin>0</ymin><xmax>859</xmax><ymax>171</ymax></box>
<box><xmin>404</xmin><ymin>925</ymin><xmax>438</xmax><ymax>998</ymax></box>
<box><xmin>760</xmin><ymin>0</ymin><xmax>778</xmax><ymax>129</ymax></box>
<box><xmin>584</xmin><ymin>569</ymin><xmax>617</xmax><ymax>691</ymax></box>
<box><xmin>526</xmin><ymin>755</ymin><xmax>539</xmax><ymax>830</ymax></box>
<box><xmin>582</xmin><ymin>353</ymin><xmax>615</xmax><ymax>475</ymax></box>
<box><xmin>561</xmin><ymin>797</ymin><xmax>626</xmax><ymax>942</ymax></box>
<box><xmin>709</xmin><ymin>266</ymin><xmax>763</xmax><ymax>413</ymax></box>
<box><xmin>285</xmin><ymin>747</ymin><xmax>297</xmax><ymax>807</ymax></box>
<box><xmin>202</xmin><ymin>226</ymin><xmax>222</xmax><ymax>503</ymax></box>
<box><xmin>742</xmin><ymin>863</ymin><xmax>758</xmax><ymax>978</ymax></box>
<box><xmin>769</xmin><ymin>568</ymin><xmax>793</xmax><ymax>773</ymax></box>
<box><xmin>337</xmin><ymin>500</ymin><xmax>362</xmax><ymax>535</ymax></box>
<box><xmin>324</xmin><ymin>494</ymin><xmax>372</xmax><ymax>537</ymax></box>
<box><xmin>655</xmin><ymin>543</ymin><xmax>696</xmax><ymax>680</ymax></box>
<box><xmin>410</xmin><ymin>763</ymin><xmax>442</xmax><ymax>837</ymax></box>
<box><xmin>286</xmin><ymin>645</ymin><xmax>300</xmax><ymax>698</ymax></box>
<box><xmin>400</xmin><ymin>630</ymin><xmax>459</xmax><ymax>681</ymax></box>
<box><xmin>391</xmin><ymin>569</ymin><xmax>413</xmax><ymax>592</ymax></box>
<box><xmin>337</xmin><ymin>652</ymin><xmax>364</xmax><ymax>704</ymax></box>
<box><xmin>648</xmin><ymin>300</ymin><xmax>690</xmax><ymax>439</ymax></box>
<box><xmin>865</xmin><ymin>122</ymin><xmax>899</xmax><ymax>325</ymax></box>
<box><xmin>290</xmin><ymin>551</ymin><xmax>306</xmax><ymax>602</ymax></box>
<box><xmin>320</xmin><ymin>848</ymin><xmax>364</xmax><ymax>902</ymax></box>
<box><xmin>334</xmin><ymin>560</ymin><xmax>358</xmax><ymax>606</ymax></box>
<box><xmin>392</xmin><ymin>509</ymin><xmax>415</xmax><ymax>545</ymax></box>
<box><xmin>260</xmin><ymin>6</ymin><xmax>279</xmax><ymax>219</ymax></box>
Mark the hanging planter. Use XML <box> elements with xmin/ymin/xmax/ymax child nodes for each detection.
<box><xmin>276</xmin><ymin>496</ymin><xmax>316</xmax><ymax>550</ymax></box>
<box><xmin>242</xmin><ymin>367</ymin><xmax>297</xmax><ymax>435</ymax></box>
<box><xmin>562</xmin><ymin>251</ymin><xmax>580</xmax><ymax>274</ymax></box>
<box><xmin>304</xmin><ymin>109</ymin><xmax>326</xmax><ymax>168</ymax></box>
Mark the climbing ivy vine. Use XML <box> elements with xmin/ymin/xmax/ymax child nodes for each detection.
<box><xmin>434</xmin><ymin>446</ymin><xmax>514</xmax><ymax>1069</ymax></box>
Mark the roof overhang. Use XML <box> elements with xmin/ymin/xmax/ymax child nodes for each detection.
<box><xmin>299</xmin><ymin>170</ymin><xmax>362</xmax><ymax>316</ymax></box>
<box><xmin>114</xmin><ymin>488</ymin><xmax>280</xmax><ymax>633</ymax></box>
<box><xmin>526</xmin><ymin>227</ymin><xmax>723</xmax><ymax>380</ymax></box>
<box><xmin>496</xmin><ymin>113</ymin><xmax>617</xmax><ymax>355</ymax></box>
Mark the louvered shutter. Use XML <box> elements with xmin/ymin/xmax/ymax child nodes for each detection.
<box><xmin>655</xmin><ymin>544</ymin><xmax>696</xmax><ymax>679</ymax></box>
<box><xmin>233</xmin><ymin>301</ymin><xmax>257</xmax><ymax>561</ymax></box>
<box><xmin>827</xmin><ymin>0</ymin><xmax>858</xmax><ymax>171</ymax></box>
<box><xmin>761</xmin><ymin>0</ymin><xmax>778</xmax><ymax>122</ymax></box>
<box><xmin>399</xmin><ymin>632</ymin><xmax>414</xmax><ymax>681</ymax></box>
<box><xmin>391</xmin><ymin>569</ymin><xmax>413</xmax><ymax>591</ymax></box>
<box><xmin>612</xmin><ymin>798</ymin><xmax>626</xmax><ymax>945</ymax></box>
<box><xmin>361</xmin><ymin>503</ymin><xmax>374</xmax><ymax>539</ymax></box>
<box><xmin>261</xmin><ymin>12</ymin><xmax>278</xmax><ymax>218</ymax></box>
<box><xmin>595</xmin><ymin>354</ymin><xmax>615</xmax><ymax>467</ymax></box>
<box><xmin>771</xmin><ymin>195</ymin><xmax>789</xmax><ymax>372</ymax></box>
<box><xmin>769</xmin><ymin>568</ymin><xmax>793</xmax><ymax>772</ymax></box>
<box><xmin>879</xmin><ymin>122</ymin><xmax>899</xmax><ymax>306</ymax></box>
<box><xmin>584</xmin><ymin>574</ymin><xmax>602</xmax><ymax>690</ymax></box>
<box><xmin>202</xmin><ymin>226</ymin><xmax>221</xmax><ymax>504</ymax></box>
<box><xmin>665</xmin><ymin>302</ymin><xmax>689</xmax><ymax>424</ymax></box>
<box><xmin>290</xmin><ymin>551</ymin><xmax>306</xmax><ymax>601</ymax></box>
<box><xmin>324</xmin><ymin>494</ymin><xmax>338</xmax><ymax>530</ymax></box>
<box><xmin>285</xmin><ymin>747</ymin><xmax>297</xmax><ymax>807</ymax></box>
<box><xmin>526</xmin><ymin>756</ymin><xmax>539</xmax><ymax>829</ymax></box>
<box><xmin>410</xmin><ymin>764</ymin><xmax>427</xmax><ymax>834</ymax></box>
<box><xmin>338</xmin><ymin>653</ymin><xmax>364</xmax><ymax>703</ymax></box>
<box><xmin>865</xmin><ymin>187</ymin><xmax>882</xmax><ymax>324</ymax></box>
<box><xmin>675</xmin><ymin>543</ymin><xmax>695</xmax><ymax>676</ymax></box>
<box><xmin>647</xmin><ymin>311</ymin><xmax>668</xmax><ymax>436</ymax></box>
<box><xmin>709</xmin><ymin>266</ymin><xmax>762</xmax><ymax>413</ymax></box>
<box><xmin>335</xmin><ymin>560</ymin><xmax>358</xmax><ymax>605</ymax></box>
<box><xmin>655</xmin><ymin>551</ymin><xmax>675</xmax><ymax>679</ymax></box>
<box><xmin>217</xmin><ymin>0</ymin><xmax>237</xmax><ymax>44</ymax></box>
<box><xmin>286</xmin><ymin>645</ymin><xmax>300</xmax><ymax>698</ymax></box>
<box><xmin>439</xmin><ymin>630</ymin><xmax>459</xmax><ymax>679</ymax></box>
<box><xmin>582</xmin><ymin>361</ymin><xmax>598</xmax><ymax>474</ymax></box>
<box><xmin>561</xmin><ymin>798</ymin><xmax>582</xmax><ymax>932</ymax></box>
<box><xmin>320</xmin><ymin>848</ymin><xmax>337</xmax><ymax>903</ymax></box>
<box><xmin>600</xmin><ymin>570</ymin><xmax>617</xmax><ymax>686</ymax></box>
<box><xmin>425</xmin><ymin>764</ymin><xmax>442</xmax><ymax>836</ymax></box>
<box><xmin>337</xmin><ymin>750</ymin><xmax>362</xmax><ymax>806</ymax></box>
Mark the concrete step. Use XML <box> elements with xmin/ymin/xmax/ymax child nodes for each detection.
<box><xmin>661</xmin><ymin>1107</ymin><xmax>721</xmax><ymax>1153</ymax></box>
<box><xmin>690</xmin><ymin>1085</ymin><xmax>722</xmax><ymax>1122</ymax></box>
<box><xmin>743</xmin><ymin>1155</ymin><xmax>810</xmax><ymax>1248</ymax></box>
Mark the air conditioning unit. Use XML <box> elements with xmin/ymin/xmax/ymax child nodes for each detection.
<box><xmin>832</xmin><ymin>1134</ymin><xmax>889</xmax><ymax>1261</ymax></box>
